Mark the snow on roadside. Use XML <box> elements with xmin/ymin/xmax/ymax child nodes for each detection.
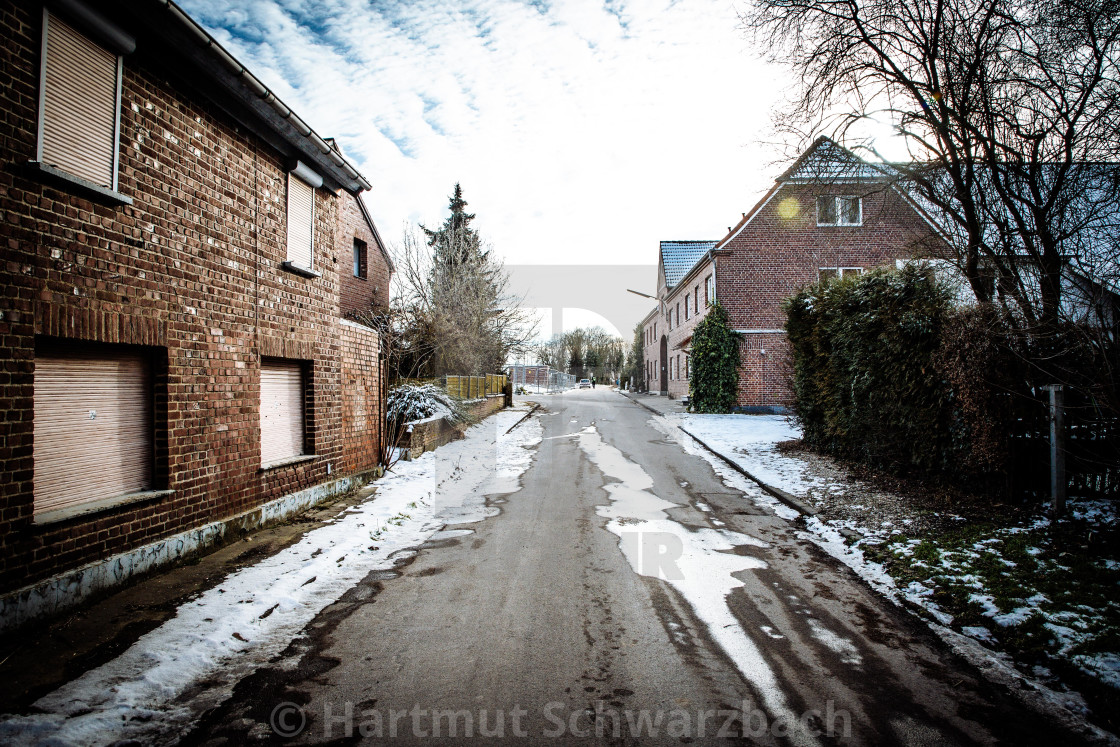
<box><xmin>673</xmin><ymin>413</ymin><xmax>831</xmax><ymax>497</ymax></box>
<box><xmin>652</xmin><ymin>411</ymin><xmax>1120</xmax><ymax>745</ymax></box>
<box><xmin>0</xmin><ymin>408</ymin><xmax>542</xmax><ymax>747</ymax></box>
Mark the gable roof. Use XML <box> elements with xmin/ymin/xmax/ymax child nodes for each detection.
<box><xmin>779</xmin><ymin>136</ymin><xmax>890</xmax><ymax>183</ymax></box>
<box><xmin>715</xmin><ymin>137</ymin><xmax>915</xmax><ymax>250</ymax></box>
<box><xmin>353</xmin><ymin>193</ymin><xmax>395</xmax><ymax>274</ymax></box>
<box><xmin>660</xmin><ymin>241</ymin><xmax>717</xmax><ymax>289</ymax></box>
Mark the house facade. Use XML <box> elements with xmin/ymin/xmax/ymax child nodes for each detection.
<box><xmin>0</xmin><ymin>0</ymin><xmax>390</xmax><ymax>627</ymax></box>
<box><xmin>642</xmin><ymin>242</ymin><xmax>717</xmax><ymax>398</ymax></box>
<box><xmin>643</xmin><ymin>138</ymin><xmax>944</xmax><ymax>409</ymax></box>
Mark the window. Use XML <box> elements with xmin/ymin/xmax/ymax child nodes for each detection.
<box><xmin>37</xmin><ymin>10</ymin><xmax>123</xmax><ymax>191</ymax></box>
<box><xmin>260</xmin><ymin>359</ymin><xmax>307</xmax><ymax>466</ymax></box>
<box><xmin>819</xmin><ymin>267</ymin><xmax>863</xmax><ymax>282</ymax></box>
<box><xmin>675</xmin><ymin>303</ymin><xmax>680</xmax><ymax>326</ymax></box>
<box><xmin>685</xmin><ymin>297</ymin><xmax>690</xmax><ymax>320</ymax></box>
<box><xmin>817</xmin><ymin>196</ymin><xmax>861</xmax><ymax>226</ymax></box>
<box><xmin>705</xmin><ymin>275</ymin><xmax>714</xmax><ymax>305</ymax></box>
<box><xmin>685</xmin><ymin>354</ymin><xmax>690</xmax><ymax>378</ymax></box>
<box><xmin>286</xmin><ymin>173</ymin><xmax>316</xmax><ymax>270</ymax></box>
<box><xmin>33</xmin><ymin>344</ymin><xmax>153</xmax><ymax>518</ymax></box>
<box><xmin>694</xmin><ymin>287</ymin><xmax>699</xmax><ymax>315</ymax></box>
<box><xmin>352</xmin><ymin>238</ymin><xmax>367</xmax><ymax>279</ymax></box>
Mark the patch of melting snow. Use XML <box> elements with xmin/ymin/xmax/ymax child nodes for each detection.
<box><xmin>647</xmin><ymin>416</ymin><xmax>801</xmax><ymax>522</ymax></box>
<box><xmin>572</xmin><ymin>425</ymin><xmax>816</xmax><ymax>746</ymax></box>
<box><xmin>804</xmin><ymin>617</ymin><xmax>862</xmax><ymax>666</ymax></box>
<box><xmin>0</xmin><ymin>408</ymin><xmax>543</xmax><ymax>747</ymax></box>
<box><xmin>961</xmin><ymin>626</ymin><xmax>995</xmax><ymax>643</ymax></box>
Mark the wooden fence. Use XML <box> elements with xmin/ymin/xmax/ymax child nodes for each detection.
<box><xmin>444</xmin><ymin>374</ymin><xmax>508</xmax><ymax>399</ymax></box>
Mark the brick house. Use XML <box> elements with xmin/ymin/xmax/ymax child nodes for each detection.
<box><xmin>642</xmin><ymin>138</ymin><xmax>943</xmax><ymax>409</ymax></box>
<box><xmin>335</xmin><ymin>167</ymin><xmax>393</xmax><ymax>320</ymax></box>
<box><xmin>0</xmin><ymin>0</ymin><xmax>392</xmax><ymax>627</ymax></box>
<box><xmin>641</xmin><ymin>241</ymin><xmax>717</xmax><ymax>397</ymax></box>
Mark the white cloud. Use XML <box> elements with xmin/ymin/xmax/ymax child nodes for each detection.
<box><xmin>180</xmin><ymin>0</ymin><xmax>791</xmax><ymax>267</ymax></box>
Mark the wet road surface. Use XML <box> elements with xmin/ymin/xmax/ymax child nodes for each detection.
<box><xmin>186</xmin><ymin>388</ymin><xmax>1076</xmax><ymax>745</ymax></box>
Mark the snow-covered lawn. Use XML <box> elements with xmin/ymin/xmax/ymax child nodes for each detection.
<box><xmin>661</xmin><ymin>410</ymin><xmax>1120</xmax><ymax>734</ymax></box>
<box><xmin>674</xmin><ymin>413</ymin><xmax>826</xmax><ymax>496</ymax></box>
<box><xmin>0</xmin><ymin>407</ymin><xmax>542</xmax><ymax>747</ymax></box>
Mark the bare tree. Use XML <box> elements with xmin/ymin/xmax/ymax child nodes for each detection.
<box><xmin>744</xmin><ymin>0</ymin><xmax>1120</xmax><ymax>336</ymax></box>
<box><xmin>534</xmin><ymin>334</ymin><xmax>568</xmax><ymax>371</ymax></box>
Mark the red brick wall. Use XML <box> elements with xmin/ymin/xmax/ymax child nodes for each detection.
<box><xmin>398</xmin><ymin>396</ymin><xmax>506</xmax><ymax>459</ymax></box>
<box><xmin>338</xmin><ymin>320</ymin><xmax>383</xmax><ymax>475</ymax></box>
<box><xmin>338</xmin><ymin>192</ymin><xmax>391</xmax><ymax>318</ymax></box>
<box><xmin>715</xmin><ymin>182</ymin><xmax>942</xmax><ymax>408</ymax></box>
<box><xmin>0</xmin><ymin>3</ymin><xmax>381</xmax><ymax>593</ymax></box>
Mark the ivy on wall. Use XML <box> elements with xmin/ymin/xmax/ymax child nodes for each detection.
<box><xmin>689</xmin><ymin>301</ymin><xmax>741</xmax><ymax>413</ymax></box>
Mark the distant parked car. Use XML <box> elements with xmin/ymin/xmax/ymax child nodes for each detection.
<box><xmin>579</xmin><ymin>379</ymin><xmax>591</xmax><ymax>389</ymax></box>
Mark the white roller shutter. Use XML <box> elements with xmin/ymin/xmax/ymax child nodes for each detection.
<box><xmin>34</xmin><ymin>349</ymin><xmax>152</xmax><ymax>515</ymax></box>
<box><xmin>41</xmin><ymin>12</ymin><xmax>119</xmax><ymax>188</ymax></box>
<box><xmin>261</xmin><ymin>360</ymin><xmax>305</xmax><ymax>465</ymax></box>
<box><xmin>286</xmin><ymin>174</ymin><xmax>315</xmax><ymax>269</ymax></box>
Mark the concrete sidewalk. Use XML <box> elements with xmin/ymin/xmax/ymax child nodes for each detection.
<box><xmin>619</xmin><ymin>390</ymin><xmax>689</xmax><ymax>415</ymax></box>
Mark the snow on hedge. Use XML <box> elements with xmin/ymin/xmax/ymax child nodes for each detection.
<box><xmin>386</xmin><ymin>383</ymin><xmax>465</xmax><ymax>424</ymax></box>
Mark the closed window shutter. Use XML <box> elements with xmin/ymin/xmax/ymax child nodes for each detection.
<box><xmin>34</xmin><ymin>350</ymin><xmax>152</xmax><ymax>515</ymax></box>
<box><xmin>41</xmin><ymin>13</ymin><xmax>118</xmax><ymax>188</ymax></box>
<box><xmin>260</xmin><ymin>360</ymin><xmax>305</xmax><ymax>465</ymax></box>
<box><xmin>286</xmin><ymin>175</ymin><xmax>315</xmax><ymax>268</ymax></box>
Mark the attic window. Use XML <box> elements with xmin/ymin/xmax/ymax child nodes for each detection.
<box><xmin>353</xmin><ymin>238</ymin><xmax>367</xmax><ymax>279</ymax></box>
<box><xmin>817</xmin><ymin>196</ymin><xmax>861</xmax><ymax>226</ymax></box>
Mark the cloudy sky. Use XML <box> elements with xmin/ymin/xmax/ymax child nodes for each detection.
<box><xmin>179</xmin><ymin>0</ymin><xmax>800</xmax><ymax>269</ymax></box>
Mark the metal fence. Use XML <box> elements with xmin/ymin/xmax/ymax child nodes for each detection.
<box><xmin>444</xmin><ymin>374</ymin><xmax>508</xmax><ymax>399</ymax></box>
<box><xmin>1007</xmin><ymin>388</ymin><xmax>1119</xmax><ymax>502</ymax></box>
<box><xmin>508</xmin><ymin>365</ymin><xmax>577</xmax><ymax>393</ymax></box>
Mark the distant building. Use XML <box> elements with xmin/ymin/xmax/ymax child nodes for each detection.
<box><xmin>642</xmin><ymin>138</ymin><xmax>944</xmax><ymax>410</ymax></box>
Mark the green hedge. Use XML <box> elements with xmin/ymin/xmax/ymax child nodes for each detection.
<box><xmin>784</xmin><ymin>266</ymin><xmax>956</xmax><ymax>474</ymax></box>
<box><xmin>786</xmin><ymin>266</ymin><xmax>1119</xmax><ymax>497</ymax></box>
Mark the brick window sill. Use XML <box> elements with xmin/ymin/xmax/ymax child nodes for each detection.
<box><xmin>24</xmin><ymin>161</ymin><xmax>133</xmax><ymax>207</ymax></box>
<box><xmin>281</xmin><ymin>261</ymin><xmax>321</xmax><ymax>279</ymax></box>
<box><xmin>260</xmin><ymin>454</ymin><xmax>317</xmax><ymax>471</ymax></box>
<box><xmin>34</xmin><ymin>489</ymin><xmax>175</xmax><ymax>526</ymax></box>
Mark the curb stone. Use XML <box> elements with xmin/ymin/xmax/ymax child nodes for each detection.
<box><xmin>622</xmin><ymin>392</ymin><xmax>818</xmax><ymax>517</ymax></box>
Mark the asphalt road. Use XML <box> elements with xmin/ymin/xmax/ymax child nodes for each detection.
<box><xmin>186</xmin><ymin>388</ymin><xmax>1075</xmax><ymax>745</ymax></box>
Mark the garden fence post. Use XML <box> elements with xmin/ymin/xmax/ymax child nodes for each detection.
<box><xmin>1043</xmin><ymin>384</ymin><xmax>1066</xmax><ymax>519</ymax></box>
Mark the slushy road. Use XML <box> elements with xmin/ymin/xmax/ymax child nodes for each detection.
<box><xmin>186</xmin><ymin>387</ymin><xmax>1071</xmax><ymax>745</ymax></box>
